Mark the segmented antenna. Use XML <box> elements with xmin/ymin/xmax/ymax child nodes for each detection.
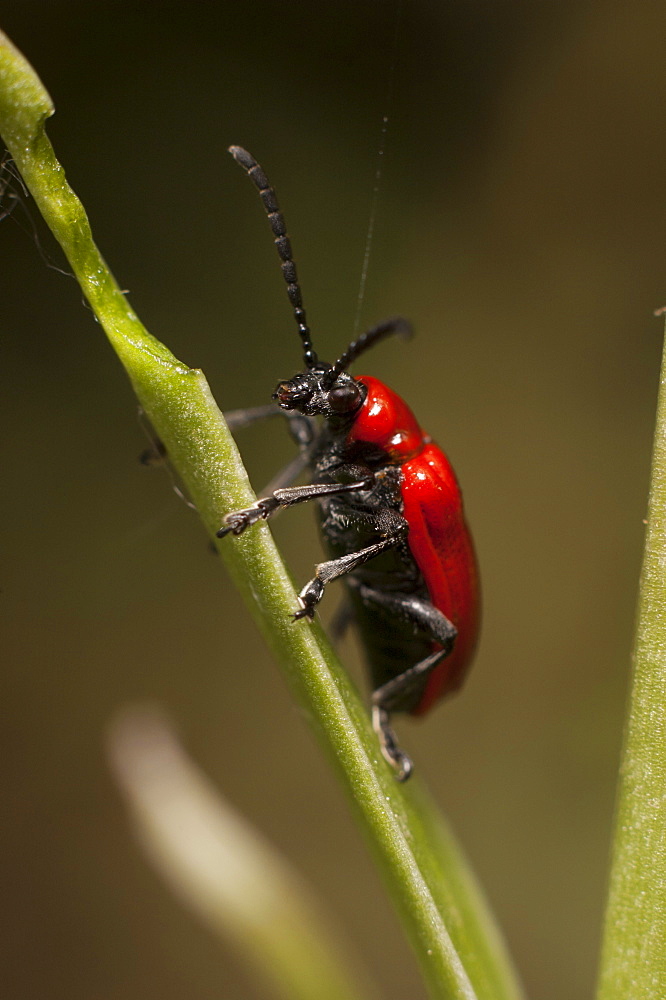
<box><xmin>328</xmin><ymin>316</ymin><xmax>412</xmax><ymax>380</ymax></box>
<box><xmin>228</xmin><ymin>146</ymin><xmax>317</xmax><ymax>369</ymax></box>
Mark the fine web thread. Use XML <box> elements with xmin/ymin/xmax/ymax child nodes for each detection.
<box><xmin>351</xmin><ymin>0</ymin><xmax>404</xmax><ymax>338</ymax></box>
<box><xmin>352</xmin><ymin>114</ymin><xmax>389</xmax><ymax>338</ymax></box>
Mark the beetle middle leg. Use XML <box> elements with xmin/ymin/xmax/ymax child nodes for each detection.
<box><xmin>294</xmin><ymin>525</ymin><xmax>409</xmax><ymax>619</ymax></box>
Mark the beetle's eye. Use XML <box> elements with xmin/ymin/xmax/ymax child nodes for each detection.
<box><xmin>328</xmin><ymin>383</ymin><xmax>362</xmax><ymax>413</ymax></box>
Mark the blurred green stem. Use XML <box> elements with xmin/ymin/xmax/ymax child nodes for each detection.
<box><xmin>0</xmin><ymin>29</ymin><xmax>523</xmax><ymax>1000</ymax></box>
<box><xmin>595</xmin><ymin>329</ymin><xmax>666</xmax><ymax>998</ymax></box>
<box><xmin>109</xmin><ymin>707</ymin><xmax>379</xmax><ymax>1000</ymax></box>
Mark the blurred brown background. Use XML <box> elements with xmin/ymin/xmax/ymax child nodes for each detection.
<box><xmin>2</xmin><ymin>2</ymin><xmax>665</xmax><ymax>998</ymax></box>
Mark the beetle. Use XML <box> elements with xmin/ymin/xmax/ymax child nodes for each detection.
<box><xmin>218</xmin><ymin>145</ymin><xmax>479</xmax><ymax>780</ymax></box>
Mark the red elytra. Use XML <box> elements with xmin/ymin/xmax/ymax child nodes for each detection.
<box><xmin>349</xmin><ymin>376</ymin><xmax>480</xmax><ymax>715</ymax></box>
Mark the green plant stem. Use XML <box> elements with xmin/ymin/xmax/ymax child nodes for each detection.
<box><xmin>0</xmin><ymin>29</ymin><xmax>524</xmax><ymax>1000</ymax></box>
<box><xmin>595</xmin><ymin>330</ymin><xmax>666</xmax><ymax>999</ymax></box>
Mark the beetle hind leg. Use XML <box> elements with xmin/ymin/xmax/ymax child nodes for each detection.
<box><xmin>372</xmin><ymin>705</ymin><xmax>413</xmax><ymax>782</ymax></box>
<box><xmin>355</xmin><ymin>583</ymin><xmax>458</xmax><ymax>780</ymax></box>
<box><xmin>371</xmin><ymin>648</ymin><xmax>446</xmax><ymax>782</ymax></box>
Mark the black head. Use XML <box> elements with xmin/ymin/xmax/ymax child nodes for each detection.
<box><xmin>273</xmin><ymin>364</ymin><xmax>364</xmax><ymax>419</ymax></box>
<box><xmin>229</xmin><ymin>145</ymin><xmax>413</xmax><ymax>411</ymax></box>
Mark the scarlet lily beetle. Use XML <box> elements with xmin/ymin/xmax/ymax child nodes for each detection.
<box><xmin>218</xmin><ymin>146</ymin><xmax>480</xmax><ymax>780</ymax></box>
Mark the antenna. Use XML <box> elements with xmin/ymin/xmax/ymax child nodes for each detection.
<box><xmin>328</xmin><ymin>316</ymin><xmax>412</xmax><ymax>380</ymax></box>
<box><xmin>228</xmin><ymin>146</ymin><xmax>317</xmax><ymax>369</ymax></box>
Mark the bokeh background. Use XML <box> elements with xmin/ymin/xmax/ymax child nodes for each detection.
<box><xmin>2</xmin><ymin>2</ymin><xmax>665</xmax><ymax>998</ymax></box>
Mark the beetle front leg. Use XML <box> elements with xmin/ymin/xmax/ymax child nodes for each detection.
<box><xmin>224</xmin><ymin>405</ymin><xmax>316</xmax><ymax>450</ymax></box>
<box><xmin>223</xmin><ymin>403</ymin><xmax>282</xmax><ymax>429</ymax></box>
<box><xmin>217</xmin><ymin>477</ymin><xmax>375</xmax><ymax>538</ymax></box>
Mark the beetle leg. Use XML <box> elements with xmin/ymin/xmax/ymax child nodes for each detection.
<box><xmin>222</xmin><ymin>407</ymin><xmax>320</xmax><ymax>508</ymax></box>
<box><xmin>259</xmin><ymin>428</ymin><xmax>325</xmax><ymax>496</ymax></box>
<box><xmin>371</xmin><ymin>706</ymin><xmax>413</xmax><ymax>782</ymax></box>
<box><xmin>294</xmin><ymin>527</ymin><xmax>407</xmax><ymax>620</ymax></box>
<box><xmin>373</xmin><ymin>645</ymin><xmax>452</xmax><ymax>711</ymax></box>
<box><xmin>371</xmin><ymin>649</ymin><xmax>451</xmax><ymax>782</ymax></box>
<box><xmin>328</xmin><ymin>600</ymin><xmax>355</xmax><ymax>643</ymax></box>
<box><xmin>217</xmin><ymin>477</ymin><xmax>375</xmax><ymax>538</ymax></box>
<box><xmin>257</xmin><ymin>450</ymin><xmax>310</xmax><ymax>496</ymax></box>
<box><xmin>224</xmin><ymin>405</ymin><xmax>316</xmax><ymax>450</ymax></box>
<box><xmin>283</xmin><ymin>412</ymin><xmax>317</xmax><ymax>449</ymax></box>
<box><xmin>137</xmin><ymin>410</ymin><xmax>198</xmax><ymax>510</ymax></box>
<box><xmin>354</xmin><ymin>584</ymin><xmax>458</xmax><ymax>781</ymax></box>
